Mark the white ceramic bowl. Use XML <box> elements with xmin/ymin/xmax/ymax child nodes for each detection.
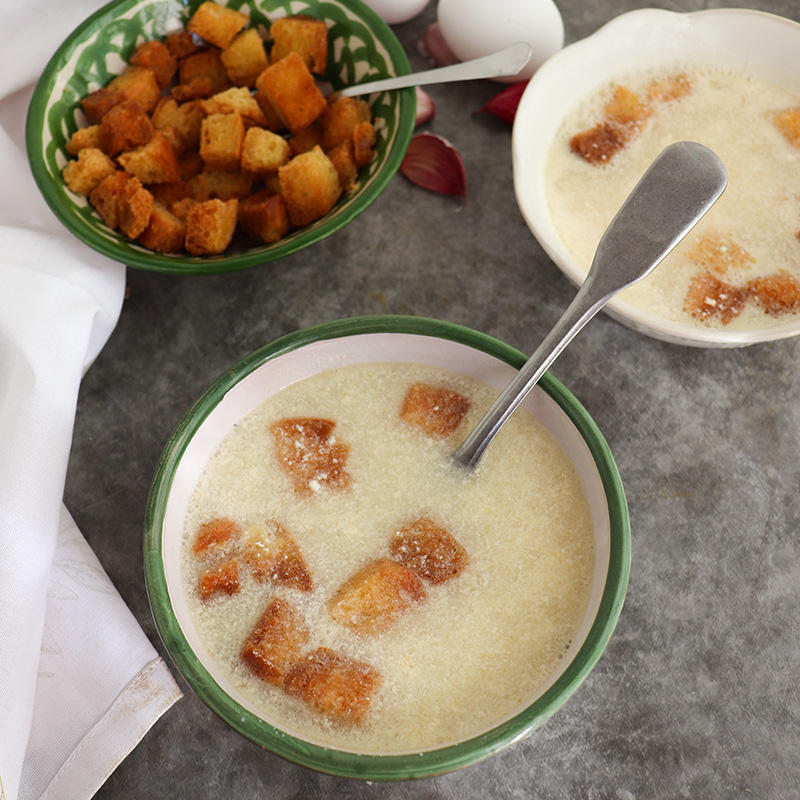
<box><xmin>513</xmin><ymin>8</ymin><xmax>800</xmax><ymax>347</ymax></box>
<box><xmin>144</xmin><ymin>315</ymin><xmax>630</xmax><ymax>778</ymax></box>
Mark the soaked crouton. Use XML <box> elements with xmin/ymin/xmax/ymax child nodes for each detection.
<box><xmin>187</xmin><ymin>1</ymin><xmax>249</xmax><ymax>49</ymax></box>
<box><xmin>221</xmin><ymin>28</ymin><xmax>269</xmax><ymax>87</ymax></box>
<box><xmin>400</xmin><ymin>382</ymin><xmax>471</xmax><ymax>438</ymax></box>
<box><xmin>174</xmin><ymin>49</ymin><xmax>231</xmax><ymax>101</ymax></box>
<box><xmin>188</xmin><ymin>168</ymin><xmax>253</xmax><ymax>201</ymax></box>
<box><xmin>647</xmin><ymin>73</ymin><xmax>692</xmax><ymax>103</ymax></box>
<box><xmin>284</xmin><ymin>647</ymin><xmax>381</xmax><ymax>724</ymax></box>
<box><xmin>269</xmin><ymin>15</ymin><xmax>329</xmax><ymax>75</ymax></box>
<box><xmin>747</xmin><ymin>272</ymin><xmax>800</xmax><ymax>315</ymax></box>
<box><xmin>320</xmin><ymin>96</ymin><xmax>370</xmax><ymax>151</ymax></box>
<box><xmin>118</xmin><ymin>176</ymin><xmax>154</xmax><ymax>239</ymax></box>
<box><xmin>184</xmin><ymin>197</ymin><xmax>238</xmax><ymax>254</ymax></box>
<box><xmin>89</xmin><ymin>171</ymin><xmax>131</xmax><ymax>228</ymax></box>
<box><xmin>129</xmin><ymin>40</ymin><xmax>178</xmax><ymax>88</ymax></box>
<box><xmin>352</xmin><ymin>121</ymin><xmax>376</xmax><ymax>167</ymax></box>
<box><xmin>684</xmin><ymin>271</ymin><xmax>748</xmax><ymax>324</ymax></box>
<box><xmin>238</xmin><ymin>190</ymin><xmax>290</xmax><ymax>243</ymax></box>
<box><xmin>200</xmin><ymin>111</ymin><xmax>246</xmax><ymax>171</ymax></box>
<box><xmin>62</xmin><ymin>147</ymin><xmax>117</xmax><ymax>195</ymax></box>
<box><xmin>256</xmin><ymin>51</ymin><xmax>327</xmax><ymax>134</ymax></box>
<box><xmin>81</xmin><ymin>87</ymin><xmax>125</xmax><ymax>124</ymax></box>
<box><xmin>241</xmin><ymin>597</ymin><xmax>310</xmax><ymax>685</ymax></box>
<box><xmin>193</xmin><ymin>517</ymin><xmax>241</xmax><ymax>557</ymax></box>
<box><xmin>604</xmin><ymin>85</ymin><xmax>650</xmax><ymax>128</ymax></box>
<box><xmin>117</xmin><ymin>130</ymin><xmax>182</xmax><ymax>184</ymax></box>
<box><xmin>200</xmin><ymin>87</ymin><xmax>268</xmax><ymax>127</ymax></box>
<box><xmin>138</xmin><ymin>202</ymin><xmax>187</xmax><ymax>253</ymax></box>
<box><xmin>570</xmin><ymin>121</ymin><xmax>628</xmax><ymax>166</ymax></box>
<box><xmin>278</xmin><ymin>146</ymin><xmax>341</xmax><ymax>227</ymax></box>
<box><xmin>774</xmin><ymin>107</ymin><xmax>800</xmax><ymax>148</ymax></box>
<box><xmin>198</xmin><ymin>559</ymin><xmax>240</xmax><ymax>602</ymax></box>
<box><xmin>241</xmin><ymin>520</ymin><xmax>313</xmax><ymax>591</ymax></box>
<box><xmin>390</xmin><ymin>517</ymin><xmax>468</xmax><ymax>584</ymax></box>
<box><xmin>686</xmin><ymin>232</ymin><xmax>754</xmax><ymax>275</ymax></box>
<box><xmin>270</xmin><ymin>417</ymin><xmax>351</xmax><ymax>495</ymax></box>
<box><xmin>65</xmin><ymin>125</ymin><xmax>101</xmax><ymax>155</ymax></box>
<box><xmin>107</xmin><ymin>66</ymin><xmax>161</xmax><ymax>115</ymax></box>
<box><xmin>328</xmin><ymin>559</ymin><xmax>426</xmax><ymax>635</ymax></box>
<box><xmin>241</xmin><ymin>127</ymin><xmax>291</xmax><ymax>178</ymax></box>
<box><xmin>98</xmin><ymin>100</ymin><xmax>153</xmax><ymax>156</ymax></box>
<box><xmin>152</xmin><ymin>97</ymin><xmax>204</xmax><ymax>152</ymax></box>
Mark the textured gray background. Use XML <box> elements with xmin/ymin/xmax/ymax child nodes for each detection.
<box><xmin>65</xmin><ymin>0</ymin><xmax>800</xmax><ymax>797</ymax></box>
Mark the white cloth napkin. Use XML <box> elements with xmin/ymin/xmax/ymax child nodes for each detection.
<box><xmin>0</xmin><ymin>2</ymin><xmax>182</xmax><ymax>799</ymax></box>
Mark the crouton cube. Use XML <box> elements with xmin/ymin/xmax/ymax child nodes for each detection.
<box><xmin>255</xmin><ymin>51</ymin><xmax>327</xmax><ymax>134</ymax></box>
<box><xmin>328</xmin><ymin>559</ymin><xmax>426</xmax><ymax>635</ymax></box>
<box><xmin>180</xmin><ymin>149</ymin><xmax>205</xmax><ymax>181</ymax></box>
<box><xmin>283</xmin><ymin>647</ymin><xmax>381</xmax><ymax>724</ymax></box>
<box><xmin>288</xmin><ymin>123</ymin><xmax>322</xmax><ymax>156</ymax></box>
<box><xmin>184</xmin><ymin>198</ymin><xmax>238</xmax><ymax>254</ymax></box>
<box><xmin>241</xmin><ymin>598</ymin><xmax>310</xmax><ymax>685</ymax></box>
<box><xmin>390</xmin><ymin>517</ymin><xmax>469</xmax><ymax>584</ymax></box>
<box><xmin>684</xmin><ymin>271</ymin><xmax>748</xmax><ymax>324</ymax></box>
<box><xmin>200</xmin><ymin>111</ymin><xmax>245</xmax><ymax>171</ymax></box>
<box><xmin>165</xmin><ymin>30</ymin><xmax>203</xmax><ymax>59</ymax></box>
<box><xmin>150</xmin><ymin>180</ymin><xmax>192</xmax><ymax>207</ymax></box>
<box><xmin>686</xmin><ymin>233</ymin><xmax>754</xmax><ymax>275</ymax></box>
<box><xmin>238</xmin><ymin>190</ymin><xmax>290</xmax><ymax>243</ymax></box>
<box><xmin>174</xmin><ymin>49</ymin><xmax>231</xmax><ymax>101</ymax></box>
<box><xmin>129</xmin><ymin>40</ymin><xmax>178</xmax><ymax>88</ymax></box>
<box><xmin>253</xmin><ymin>90</ymin><xmax>285</xmax><ymax>132</ymax></box>
<box><xmin>138</xmin><ymin>202</ymin><xmax>187</xmax><ymax>253</ymax></box>
<box><xmin>107</xmin><ymin>66</ymin><xmax>161</xmax><ymax>115</ymax></box>
<box><xmin>241</xmin><ymin>127</ymin><xmax>291</xmax><ymax>178</ymax></box>
<box><xmin>188</xmin><ymin>168</ymin><xmax>253</xmax><ymax>201</ymax></box>
<box><xmin>170</xmin><ymin>196</ymin><xmax>199</xmax><ymax>221</ymax></box>
<box><xmin>269</xmin><ymin>15</ymin><xmax>329</xmax><ymax>76</ymax></box>
<box><xmin>198</xmin><ymin>559</ymin><xmax>240</xmax><ymax>601</ymax></box>
<box><xmin>352</xmin><ymin>120</ymin><xmax>376</xmax><ymax>167</ymax></box>
<box><xmin>270</xmin><ymin>417</ymin><xmax>351</xmax><ymax>495</ymax></box>
<box><xmin>278</xmin><ymin>145</ymin><xmax>341</xmax><ymax>227</ymax></box>
<box><xmin>221</xmin><ymin>28</ymin><xmax>269</xmax><ymax>87</ymax></box>
<box><xmin>65</xmin><ymin>125</ymin><xmax>101</xmax><ymax>155</ymax></box>
<box><xmin>98</xmin><ymin>100</ymin><xmax>153</xmax><ymax>157</ymax></box>
<box><xmin>81</xmin><ymin>87</ymin><xmax>125</xmax><ymax>124</ymax></box>
<box><xmin>241</xmin><ymin>520</ymin><xmax>313</xmax><ymax>591</ymax></box>
<box><xmin>747</xmin><ymin>272</ymin><xmax>800</xmax><ymax>315</ymax></box>
<box><xmin>200</xmin><ymin>87</ymin><xmax>268</xmax><ymax>127</ymax></box>
<box><xmin>188</xmin><ymin>1</ymin><xmax>248</xmax><ymax>49</ymax></box>
<box><xmin>327</xmin><ymin>141</ymin><xmax>358</xmax><ymax>192</ymax></box>
<box><xmin>774</xmin><ymin>107</ymin><xmax>800</xmax><ymax>149</ymax></box>
<box><xmin>320</xmin><ymin>96</ymin><xmax>370</xmax><ymax>151</ymax></box>
<box><xmin>62</xmin><ymin>147</ymin><xmax>117</xmax><ymax>195</ymax></box>
<box><xmin>400</xmin><ymin>383</ymin><xmax>471</xmax><ymax>438</ymax></box>
<box><xmin>152</xmin><ymin>97</ymin><xmax>204</xmax><ymax>152</ymax></box>
<box><xmin>604</xmin><ymin>85</ymin><xmax>650</xmax><ymax>128</ymax></box>
<box><xmin>570</xmin><ymin>121</ymin><xmax>628</xmax><ymax>166</ymax></box>
<box><xmin>89</xmin><ymin>171</ymin><xmax>131</xmax><ymax>228</ymax></box>
<box><xmin>118</xmin><ymin>176</ymin><xmax>154</xmax><ymax>239</ymax></box>
<box><xmin>193</xmin><ymin>517</ymin><xmax>241</xmax><ymax>557</ymax></box>
<box><xmin>646</xmin><ymin>73</ymin><xmax>692</xmax><ymax>103</ymax></box>
<box><xmin>117</xmin><ymin>131</ymin><xmax>182</xmax><ymax>184</ymax></box>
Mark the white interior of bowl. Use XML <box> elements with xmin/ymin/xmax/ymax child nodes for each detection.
<box><xmin>160</xmin><ymin>333</ymin><xmax>612</xmax><ymax>751</ymax></box>
<box><xmin>513</xmin><ymin>8</ymin><xmax>800</xmax><ymax>347</ymax></box>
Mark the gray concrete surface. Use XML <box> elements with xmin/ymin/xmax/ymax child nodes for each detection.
<box><xmin>65</xmin><ymin>1</ymin><xmax>800</xmax><ymax>797</ymax></box>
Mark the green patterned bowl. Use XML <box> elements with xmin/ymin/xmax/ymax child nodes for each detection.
<box><xmin>26</xmin><ymin>0</ymin><xmax>414</xmax><ymax>274</ymax></box>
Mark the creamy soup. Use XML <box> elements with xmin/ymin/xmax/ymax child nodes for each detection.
<box><xmin>545</xmin><ymin>65</ymin><xmax>800</xmax><ymax>329</ymax></box>
<box><xmin>181</xmin><ymin>361</ymin><xmax>595</xmax><ymax>753</ymax></box>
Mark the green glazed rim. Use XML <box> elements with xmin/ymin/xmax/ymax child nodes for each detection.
<box><xmin>25</xmin><ymin>0</ymin><xmax>414</xmax><ymax>274</ymax></box>
<box><xmin>144</xmin><ymin>315</ymin><xmax>631</xmax><ymax>779</ymax></box>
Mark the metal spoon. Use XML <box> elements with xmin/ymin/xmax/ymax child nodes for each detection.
<box><xmin>332</xmin><ymin>41</ymin><xmax>531</xmax><ymax>99</ymax></box>
<box><xmin>451</xmin><ymin>140</ymin><xmax>728</xmax><ymax>470</ymax></box>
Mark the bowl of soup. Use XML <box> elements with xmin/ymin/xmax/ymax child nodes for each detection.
<box><xmin>144</xmin><ymin>315</ymin><xmax>630</xmax><ymax>778</ymax></box>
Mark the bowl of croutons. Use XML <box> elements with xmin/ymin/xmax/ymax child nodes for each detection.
<box><xmin>26</xmin><ymin>0</ymin><xmax>415</xmax><ymax>273</ymax></box>
<box><xmin>513</xmin><ymin>8</ymin><xmax>800</xmax><ymax>347</ymax></box>
<box><xmin>144</xmin><ymin>315</ymin><xmax>630</xmax><ymax>778</ymax></box>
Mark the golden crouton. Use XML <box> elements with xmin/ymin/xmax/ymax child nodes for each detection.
<box><xmin>328</xmin><ymin>559</ymin><xmax>426</xmax><ymax>635</ymax></box>
<box><xmin>283</xmin><ymin>647</ymin><xmax>381</xmax><ymax>724</ymax></box>
<box><xmin>152</xmin><ymin>97</ymin><xmax>205</xmax><ymax>152</ymax></box>
<box><xmin>327</xmin><ymin>141</ymin><xmax>358</xmax><ymax>192</ymax></box>
<box><xmin>150</xmin><ymin>180</ymin><xmax>192</xmax><ymax>208</ymax></box>
<box><xmin>188</xmin><ymin>168</ymin><xmax>253</xmax><ymax>201</ymax></box>
<box><xmin>255</xmin><ymin>51</ymin><xmax>327</xmax><ymax>134</ymax></box>
<box><xmin>241</xmin><ymin>127</ymin><xmax>291</xmax><ymax>178</ymax></box>
<box><xmin>62</xmin><ymin>147</ymin><xmax>117</xmax><ymax>195</ymax></box>
<box><xmin>320</xmin><ymin>96</ymin><xmax>370</xmax><ymax>151</ymax></box>
<box><xmin>238</xmin><ymin>190</ymin><xmax>289</xmax><ymax>243</ymax></box>
<box><xmin>98</xmin><ymin>100</ymin><xmax>153</xmax><ymax>157</ymax></box>
<box><xmin>118</xmin><ymin>176</ymin><xmax>154</xmax><ymax>239</ymax></box>
<box><xmin>81</xmin><ymin>87</ymin><xmax>125</xmax><ymax>124</ymax></box>
<box><xmin>174</xmin><ymin>49</ymin><xmax>231</xmax><ymax>101</ymax></box>
<box><xmin>684</xmin><ymin>271</ymin><xmax>748</xmax><ymax>325</ymax></box>
<box><xmin>170</xmin><ymin>196</ymin><xmax>199</xmax><ymax>221</ymax></box>
<box><xmin>747</xmin><ymin>272</ymin><xmax>800</xmax><ymax>315</ymax></box>
<box><xmin>129</xmin><ymin>40</ymin><xmax>177</xmax><ymax>88</ymax></box>
<box><xmin>241</xmin><ymin>520</ymin><xmax>313</xmax><ymax>591</ymax></box>
<box><xmin>686</xmin><ymin>232</ymin><xmax>754</xmax><ymax>275</ymax></box>
<box><xmin>570</xmin><ymin>121</ymin><xmax>628</xmax><ymax>166</ymax></box>
<box><xmin>138</xmin><ymin>202</ymin><xmax>187</xmax><ymax>253</ymax></box>
<box><xmin>184</xmin><ymin>197</ymin><xmax>238</xmax><ymax>254</ymax></box>
<box><xmin>774</xmin><ymin>107</ymin><xmax>800</xmax><ymax>149</ymax></box>
<box><xmin>89</xmin><ymin>171</ymin><xmax>131</xmax><ymax>228</ymax></box>
<box><xmin>604</xmin><ymin>85</ymin><xmax>650</xmax><ymax>129</ymax></box>
<box><xmin>288</xmin><ymin>122</ymin><xmax>322</xmax><ymax>156</ymax></box>
<box><xmin>352</xmin><ymin>120</ymin><xmax>376</xmax><ymax>167</ymax></box>
<box><xmin>107</xmin><ymin>66</ymin><xmax>161</xmax><ymax>115</ymax></box>
<box><xmin>253</xmin><ymin>89</ymin><xmax>286</xmax><ymax>132</ymax></box>
<box><xmin>198</xmin><ymin>559</ymin><xmax>240</xmax><ymax>602</ymax></box>
<box><xmin>270</xmin><ymin>416</ymin><xmax>351</xmax><ymax>495</ymax></box>
<box><xmin>221</xmin><ymin>28</ymin><xmax>269</xmax><ymax>87</ymax></box>
<box><xmin>241</xmin><ymin>598</ymin><xmax>310</xmax><ymax>685</ymax></box>
<box><xmin>390</xmin><ymin>517</ymin><xmax>468</xmax><ymax>584</ymax></box>
<box><xmin>646</xmin><ymin>73</ymin><xmax>692</xmax><ymax>103</ymax></box>
<box><xmin>200</xmin><ymin>86</ymin><xmax>268</xmax><ymax>127</ymax></box>
<box><xmin>278</xmin><ymin>146</ymin><xmax>341</xmax><ymax>227</ymax></box>
<box><xmin>165</xmin><ymin>30</ymin><xmax>203</xmax><ymax>59</ymax></box>
<box><xmin>193</xmin><ymin>517</ymin><xmax>241</xmax><ymax>557</ymax></box>
<box><xmin>187</xmin><ymin>1</ymin><xmax>248</xmax><ymax>49</ymax></box>
<box><xmin>200</xmin><ymin>111</ymin><xmax>246</xmax><ymax>171</ymax></box>
<box><xmin>117</xmin><ymin>131</ymin><xmax>182</xmax><ymax>184</ymax></box>
<box><xmin>65</xmin><ymin>125</ymin><xmax>101</xmax><ymax>155</ymax></box>
<box><xmin>400</xmin><ymin>382</ymin><xmax>471</xmax><ymax>438</ymax></box>
<box><xmin>180</xmin><ymin>149</ymin><xmax>205</xmax><ymax>181</ymax></box>
<box><xmin>269</xmin><ymin>15</ymin><xmax>329</xmax><ymax>76</ymax></box>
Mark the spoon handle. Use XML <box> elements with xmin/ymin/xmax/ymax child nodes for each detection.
<box><xmin>451</xmin><ymin>141</ymin><xmax>727</xmax><ymax>470</ymax></box>
<box><xmin>335</xmin><ymin>42</ymin><xmax>531</xmax><ymax>98</ymax></box>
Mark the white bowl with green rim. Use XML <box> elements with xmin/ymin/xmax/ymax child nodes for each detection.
<box><xmin>26</xmin><ymin>0</ymin><xmax>414</xmax><ymax>274</ymax></box>
<box><xmin>144</xmin><ymin>314</ymin><xmax>630</xmax><ymax>779</ymax></box>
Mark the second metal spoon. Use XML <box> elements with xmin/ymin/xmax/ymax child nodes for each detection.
<box><xmin>451</xmin><ymin>140</ymin><xmax>728</xmax><ymax>470</ymax></box>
